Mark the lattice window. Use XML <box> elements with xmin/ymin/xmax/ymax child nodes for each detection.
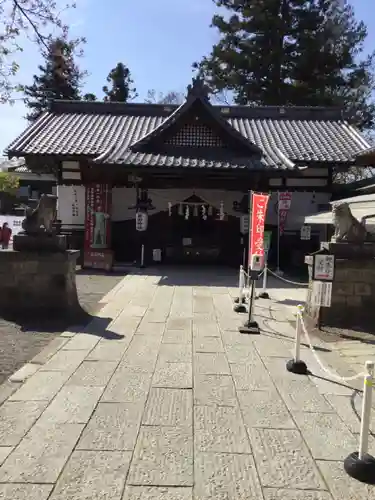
<box><xmin>164</xmin><ymin>123</ymin><xmax>225</xmax><ymax>148</ymax></box>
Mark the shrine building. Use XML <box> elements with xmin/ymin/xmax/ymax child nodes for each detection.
<box><xmin>4</xmin><ymin>77</ymin><xmax>371</xmax><ymax>269</ymax></box>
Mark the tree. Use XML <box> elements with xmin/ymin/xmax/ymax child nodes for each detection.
<box><xmin>0</xmin><ymin>0</ymin><xmax>77</xmax><ymax>103</ymax></box>
<box><xmin>22</xmin><ymin>36</ymin><xmax>86</xmax><ymax>122</ymax></box>
<box><xmin>83</xmin><ymin>93</ymin><xmax>97</xmax><ymax>102</ymax></box>
<box><xmin>103</xmin><ymin>62</ymin><xmax>136</xmax><ymax>102</ymax></box>
<box><xmin>0</xmin><ymin>172</ymin><xmax>19</xmax><ymax>195</ymax></box>
<box><xmin>195</xmin><ymin>0</ymin><xmax>375</xmax><ymax>130</ymax></box>
<box><xmin>145</xmin><ymin>89</ymin><xmax>184</xmax><ymax>105</ymax></box>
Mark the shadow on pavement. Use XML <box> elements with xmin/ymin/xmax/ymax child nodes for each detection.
<box><xmin>138</xmin><ymin>266</ymin><xmax>239</xmax><ymax>287</ymax></box>
<box><xmin>0</xmin><ymin>305</ymin><xmax>123</xmax><ymax>339</ymax></box>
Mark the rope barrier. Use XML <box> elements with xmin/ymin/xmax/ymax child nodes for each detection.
<box><xmin>297</xmin><ymin>306</ymin><xmax>367</xmax><ymax>382</ymax></box>
<box><xmin>267</xmin><ymin>268</ymin><xmax>309</xmax><ymax>287</ymax></box>
<box><xmin>288</xmin><ymin>304</ymin><xmax>375</xmax><ymax>483</ymax></box>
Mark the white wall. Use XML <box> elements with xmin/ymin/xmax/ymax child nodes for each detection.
<box><xmin>57</xmin><ymin>185</ymin><xmax>85</xmax><ymax>228</ymax></box>
<box><xmin>58</xmin><ymin>185</ymin><xmax>330</xmax><ymax>232</ymax></box>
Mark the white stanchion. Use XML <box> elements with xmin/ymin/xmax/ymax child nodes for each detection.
<box><xmin>257</xmin><ymin>262</ymin><xmax>270</xmax><ymax>299</ymax></box>
<box><xmin>289</xmin><ymin>304</ymin><xmax>375</xmax><ymax>484</ymax></box>
<box><xmin>344</xmin><ymin>361</ymin><xmax>375</xmax><ymax>484</ymax></box>
<box><xmin>359</xmin><ymin>361</ymin><xmax>374</xmax><ymax>460</ymax></box>
<box><xmin>286</xmin><ymin>304</ymin><xmax>308</xmax><ymax>374</ymax></box>
<box><xmin>234</xmin><ymin>265</ymin><xmax>246</xmax><ymax>312</ymax></box>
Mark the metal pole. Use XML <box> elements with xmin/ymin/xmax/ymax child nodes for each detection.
<box><xmin>277</xmin><ymin>192</ymin><xmax>280</xmax><ymax>273</ymax></box>
<box><xmin>294</xmin><ymin>313</ymin><xmax>301</xmax><ymax>362</ymax></box>
<box><xmin>140</xmin><ymin>244</ymin><xmax>145</xmax><ymax>268</ymax></box>
<box><xmin>247</xmin><ymin>279</ymin><xmax>255</xmax><ymax>323</ymax></box>
<box><xmin>262</xmin><ymin>261</ymin><xmax>268</xmax><ymax>292</ymax></box>
<box><xmin>359</xmin><ymin>361</ymin><xmax>374</xmax><ymax>460</ymax></box>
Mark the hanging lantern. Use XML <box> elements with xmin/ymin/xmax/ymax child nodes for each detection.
<box><xmin>202</xmin><ymin>205</ymin><xmax>207</xmax><ymax>221</ymax></box>
<box><xmin>135</xmin><ymin>211</ymin><xmax>148</xmax><ymax>231</ymax></box>
<box><xmin>208</xmin><ymin>206</ymin><xmax>213</xmax><ymax>216</ymax></box>
<box><xmin>178</xmin><ymin>203</ymin><xmax>183</xmax><ymax>216</ymax></box>
<box><xmin>185</xmin><ymin>205</ymin><xmax>190</xmax><ymax>220</ymax></box>
<box><xmin>219</xmin><ymin>201</ymin><xmax>225</xmax><ymax>221</ymax></box>
<box><xmin>168</xmin><ymin>202</ymin><xmax>172</xmax><ymax>216</ymax></box>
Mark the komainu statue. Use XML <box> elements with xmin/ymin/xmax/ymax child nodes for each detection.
<box><xmin>331</xmin><ymin>202</ymin><xmax>367</xmax><ymax>243</ymax></box>
<box><xmin>22</xmin><ymin>194</ymin><xmax>57</xmax><ymax>236</ymax></box>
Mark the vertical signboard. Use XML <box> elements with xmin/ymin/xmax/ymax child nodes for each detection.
<box><xmin>278</xmin><ymin>191</ymin><xmax>292</xmax><ymax>236</ymax></box>
<box><xmin>249</xmin><ymin>191</ymin><xmax>270</xmax><ymax>269</ymax></box>
<box><xmin>84</xmin><ymin>183</ymin><xmax>113</xmax><ymax>271</ymax></box>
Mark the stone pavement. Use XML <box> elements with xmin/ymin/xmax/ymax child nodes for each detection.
<box><xmin>0</xmin><ymin>267</ymin><xmax>375</xmax><ymax>500</ymax></box>
<box><xmin>0</xmin><ymin>269</ymin><xmax>124</xmax><ymax>386</ymax></box>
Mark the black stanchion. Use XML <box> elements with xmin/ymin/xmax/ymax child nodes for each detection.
<box><xmin>238</xmin><ymin>276</ymin><xmax>260</xmax><ymax>334</ymax></box>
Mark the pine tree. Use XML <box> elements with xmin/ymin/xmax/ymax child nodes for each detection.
<box><xmin>103</xmin><ymin>62</ymin><xmax>137</xmax><ymax>102</ymax></box>
<box><xmin>23</xmin><ymin>36</ymin><xmax>85</xmax><ymax>122</ymax></box>
<box><xmin>196</xmin><ymin>0</ymin><xmax>375</xmax><ymax>129</ymax></box>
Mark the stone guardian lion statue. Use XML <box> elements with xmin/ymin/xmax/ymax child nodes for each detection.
<box><xmin>22</xmin><ymin>194</ymin><xmax>57</xmax><ymax>236</ymax></box>
<box><xmin>331</xmin><ymin>202</ymin><xmax>367</xmax><ymax>243</ymax></box>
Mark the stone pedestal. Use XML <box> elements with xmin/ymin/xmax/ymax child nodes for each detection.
<box><xmin>13</xmin><ymin>233</ymin><xmax>67</xmax><ymax>252</ymax></box>
<box><xmin>305</xmin><ymin>242</ymin><xmax>375</xmax><ymax>330</ymax></box>
<box><xmin>0</xmin><ymin>249</ymin><xmax>81</xmax><ymax>318</ymax></box>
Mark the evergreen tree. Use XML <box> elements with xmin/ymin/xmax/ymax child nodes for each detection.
<box><xmin>23</xmin><ymin>36</ymin><xmax>85</xmax><ymax>122</ymax></box>
<box><xmin>195</xmin><ymin>0</ymin><xmax>375</xmax><ymax>129</ymax></box>
<box><xmin>0</xmin><ymin>0</ymin><xmax>77</xmax><ymax>103</ymax></box>
<box><xmin>103</xmin><ymin>62</ymin><xmax>137</xmax><ymax>102</ymax></box>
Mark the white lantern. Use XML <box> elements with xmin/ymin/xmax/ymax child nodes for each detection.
<box><xmin>219</xmin><ymin>201</ymin><xmax>225</xmax><ymax>221</ymax></box>
<box><xmin>136</xmin><ymin>211</ymin><xmax>148</xmax><ymax>231</ymax></box>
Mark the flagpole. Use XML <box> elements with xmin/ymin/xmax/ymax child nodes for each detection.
<box><xmin>277</xmin><ymin>191</ymin><xmax>280</xmax><ymax>273</ymax></box>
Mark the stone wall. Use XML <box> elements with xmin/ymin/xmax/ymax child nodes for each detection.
<box><xmin>0</xmin><ymin>250</ymin><xmax>80</xmax><ymax>317</ymax></box>
<box><xmin>305</xmin><ymin>256</ymin><xmax>375</xmax><ymax>330</ymax></box>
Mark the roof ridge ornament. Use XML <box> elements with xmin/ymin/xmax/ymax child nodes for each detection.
<box><xmin>187</xmin><ymin>76</ymin><xmax>210</xmax><ymax>100</ymax></box>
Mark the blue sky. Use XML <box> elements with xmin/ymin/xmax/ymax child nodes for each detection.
<box><xmin>0</xmin><ymin>0</ymin><xmax>372</xmax><ymax>154</ymax></box>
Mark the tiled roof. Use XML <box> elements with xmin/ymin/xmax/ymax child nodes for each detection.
<box><xmin>5</xmin><ymin>96</ymin><xmax>370</xmax><ymax>171</ymax></box>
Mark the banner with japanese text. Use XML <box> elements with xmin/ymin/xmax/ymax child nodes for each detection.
<box><xmin>249</xmin><ymin>191</ymin><xmax>270</xmax><ymax>259</ymax></box>
<box><xmin>84</xmin><ymin>183</ymin><xmax>113</xmax><ymax>271</ymax></box>
<box><xmin>278</xmin><ymin>191</ymin><xmax>292</xmax><ymax>235</ymax></box>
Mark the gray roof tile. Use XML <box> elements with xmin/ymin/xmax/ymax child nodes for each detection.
<box><xmin>5</xmin><ymin>99</ymin><xmax>370</xmax><ymax>171</ymax></box>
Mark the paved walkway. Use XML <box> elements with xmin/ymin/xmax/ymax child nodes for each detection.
<box><xmin>0</xmin><ymin>268</ymin><xmax>374</xmax><ymax>500</ymax></box>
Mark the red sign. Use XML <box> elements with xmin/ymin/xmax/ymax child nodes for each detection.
<box><xmin>278</xmin><ymin>192</ymin><xmax>292</xmax><ymax>235</ymax></box>
<box><xmin>249</xmin><ymin>192</ymin><xmax>270</xmax><ymax>258</ymax></box>
<box><xmin>84</xmin><ymin>184</ymin><xmax>113</xmax><ymax>270</ymax></box>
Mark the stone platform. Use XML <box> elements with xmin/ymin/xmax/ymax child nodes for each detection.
<box><xmin>0</xmin><ymin>249</ymin><xmax>80</xmax><ymax>317</ymax></box>
<box><xmin>0</xmin><ymin>268</ymin><xmax>373</xmax><ymax>500</ymax></box>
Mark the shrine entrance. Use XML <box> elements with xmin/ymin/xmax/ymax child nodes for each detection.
<box><xmin>147</xmin><ymin>195</ymin><xmax>241</xmax><ymax>266</ymax></box>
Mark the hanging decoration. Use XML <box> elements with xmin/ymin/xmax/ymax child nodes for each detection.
<box><xmin>201</xmin><ymin>205</ymin><xmax>207</xmax><ymax>220</ymax></box>
<box><xmin>168</xmin><ymin>202</ymin><xmax>172</xmax><ymax>216</ymax></box>
<box><xmin>185</xmin><ymin>205</ymin><xmax>190</xmax><ymax>220</ymax></box>
<box><xmin>193</xmin><ymin>204</ymin><xmax>198</xmax><ymax>217</ymax></box>
<box><xmin>208</xmin><ymin>206</ymin><xmax>213</xmax><ymax>216</ymax></box>
<box><xmin>178</xmin><ymin>203</ymin><xmax>183</xmax><ymax>216</ymax></box>
<box><xmin>219</xmin><ymin>201</ymin><xmax>225</xmax><ymax>221</ymax></box>
<box><xmin>72</xmin><ymin>187</ymin><xmax>79</xmax><ymax>217</ymax></box>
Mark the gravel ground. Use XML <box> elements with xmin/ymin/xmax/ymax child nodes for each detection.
<box><xmin>0</xmin><ymin>268</ymin><xmax>125</xmax><ymax>385</ymax></box>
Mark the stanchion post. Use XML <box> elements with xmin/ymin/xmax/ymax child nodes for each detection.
<box><xmin>140</xmin><ymin>244</ymin><xmax>145</xmax><ymax>268</ymax></box>
<box><xmin>234</xmin><ymin>266</ymin><xmax>247</xmax><ymax>312</ymax></box>
<box><xmin>344</xmin><ymin>361</ymin><xmax>375</xmax><ymax>484</ymax></box>
<box><xmin>286</xmin><ymin>304</ymin><xmax>308</xmax><ymax>374</ymax></box>
<box><xmin>238</xmin><ymin>276</ymin><xmax>260</xmax><ymax>334</ymax></box>
<box><xmin>258</xmin><ymin>261</ymin><xmax>270</xmax><ymax>299</ymax></box>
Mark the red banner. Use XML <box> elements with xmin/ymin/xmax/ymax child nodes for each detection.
<box><xmin>249</xmin><ymin>192</ymin><xmax>270</xmax><ymax>258</ymax></box>
<box><xmin>278</xmin><ymin>192</ymin><xmax>292</xmax><ymax>235</ymax></box>
<box><xmin>84</xmin><ymin>183</ymin><xmax>113</xmax><ymax>270</ymax></box>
